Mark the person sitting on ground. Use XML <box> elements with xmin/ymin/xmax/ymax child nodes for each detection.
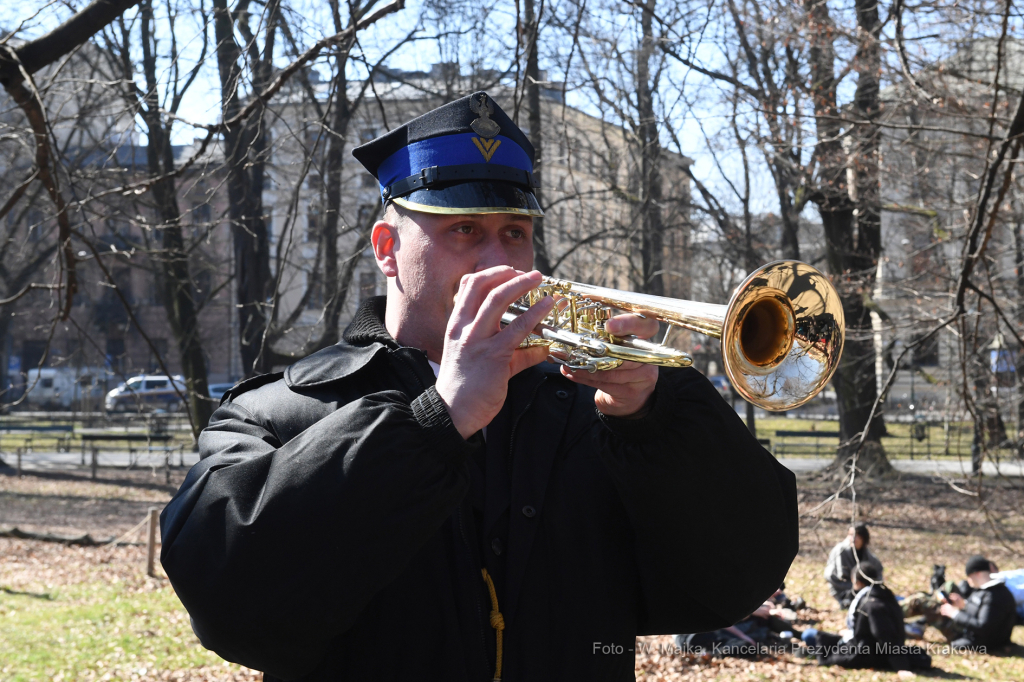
<box><xmin>989</xmin><ymin>563</ymin><xmax>1024</xmax><ymax>624</ymax></box>
<box><xmin>802</xmin><ymin>564</ymin><xmax>931</xmax><ymax>671</ymax></box>
<box><xmin>674</xmin><ymin>586</ymin><xmax>803</xmax><ymax>657</ymax></box>
<box><xmin>824</xmin><ymin>525</ymin><xmax>884</xmax><ymax>608</ymax></box>
<box><xmin>937</xmin><ymin>555</ymin><xmax>1018</xmax><ymax>651</ymax></box>
<box><xmin>771</xmin><ymin>581</ymin><xmax>806</xmax><ymax>612</ymax></box>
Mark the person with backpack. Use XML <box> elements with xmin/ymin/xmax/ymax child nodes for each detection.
<box><xmin>803</xmin><ymin>564</ymin><xmax>931</xmax><ymax>671</ymax></box>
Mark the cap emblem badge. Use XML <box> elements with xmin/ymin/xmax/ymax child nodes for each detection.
<box><xmin>470</xmin><ymin>94</ymin><xmax>501</xmax><ymax>138</ymax></box>
<box><xmin>472</xmin><ymin>136</ymin><xmax>501</xmax><ymax>162</ymax></box>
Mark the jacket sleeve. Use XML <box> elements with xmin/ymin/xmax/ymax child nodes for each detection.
<box><xmin>954</xmin><ymin>590</ymin><xmax>995</xmax><ymax>638</ymax></box>
<box><xmin>159</xmin><ymin>386</ymin><xmax>470</xmax><ymax>679</ymax></box>
<box><xmin>864</xmin><ymin>599</ymin><xmax>911</xmax><ymax>670</ymax></box>
<box><xmin>595</xmin><ymin>367</ymin><xmax>799</xmax><ymax>635</ymax></box>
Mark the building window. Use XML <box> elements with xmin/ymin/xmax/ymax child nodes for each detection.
<box><xmin>306</xmin><ymin>204</ymin><xmax>320</xmax><ymax>243</ymax></box>
<box><xmin>106</xmin><ymin>215</ymin><xmax>132</xmax><ymax>239</ymax></box>
<box><xmin>112</xmin><ymin>267</ymin><xmax>134</xmax><ymax>305</ymax></box>
<box><xmin>192</xmin><ymin>201</ymin><xmax>212</xmax><ymax>225</ymax></box>
<box><xmin>194</xmin><ymin>268</ymin><xmax>214</xmax><ymax>306</ymax></box>
<box><xmin>21</xmin><ymin>339</ymin><xmax>49</xmax><ymax>372</ymax></box>
<box><xmin>305</xmin><ymin>127</ymin><xmax>322</xmax><ymax>152</ymax></box>
<box><xmin>359</xmin><ymin>271</ymin><xmax>377</xmax><ymax>303</ymax></box>
<box><xmin>26</xmin><ymin>209</ymin><xmax>45</xmax><ymax>242</ymax></box>
<box><xmin>306</xmin><ymin>272</ymin><xmax>324</xmax><ymax>310</ymax></box>
<box><xmin>149</xmin><ymin>338</ymin><xmax>169</xmax><ymax>372</ymax></box>
<box><xmin>191</xmin><ymin>202</ymin><xmax>213</xmax><ymax>241</ymax></box>
<box><xmin>912</xmin><ymin>333</ymin><xmax>940</xmax><ymax>367</ymax></box>
<box><xmin>106</xmin><ymin>337</ymin><xmax>126</xmax><ymax>372</ymax></box>
<box><xmin>146</xmin><ymin>278</ymin><xmax>161</xmax><ymax>306</ymax></box>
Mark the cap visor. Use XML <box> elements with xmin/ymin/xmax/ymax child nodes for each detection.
<box><xmin>391</xmin><ymin>181</ymin><xmax>543</xmax><ymax>217</ymax></box>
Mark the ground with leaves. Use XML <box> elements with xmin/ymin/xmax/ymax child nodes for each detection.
<box><xmin>2</xmin><ymin>467</ymin><xmax>1024</xmax><ymax>680</ymax></box>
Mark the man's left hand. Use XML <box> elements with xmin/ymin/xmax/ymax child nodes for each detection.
<box><xmin>939</xmin><ymin>603</ymin><xmax>960</xmax><ymax>619</ymax></box>
<box><xmin>560</xmin><ymin>313</ymin><xmax>660</xmax><ymax>417</ymax></box>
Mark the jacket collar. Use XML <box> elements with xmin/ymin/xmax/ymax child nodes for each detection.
<box><xmin>284</xmin><ymin>297</ymin><xmax>396</xmax><ymax>388</ymax></box>
<box><xmin>342</xmin><ymin>296</ymin><xmax>399</xmax><ymax>347</ymax></box>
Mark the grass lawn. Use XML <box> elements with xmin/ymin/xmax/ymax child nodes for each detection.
<box><xmin>3</xmin><ymin>468</ymin><xmax>1024</xmax><ymax>680</ymax></box>
<box><xmin>0</xmin><ymin>539</ymin><xmax>259</xmax><ymax>682</ymax></box>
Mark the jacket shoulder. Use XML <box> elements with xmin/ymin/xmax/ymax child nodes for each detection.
<box><xmin>220</xmin><ymin>372</ymin><xmax>285</xmax><ymax>405</ymax></box>
<box><xmin>284</xmin><ymin>341</ymin><xmax>387</xmax><ymax>387</ymax></box>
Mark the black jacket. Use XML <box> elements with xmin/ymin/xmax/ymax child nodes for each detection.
<box><xmin>818</xmin><ymin>584</ymin><xmax>930</xmax><ymax>671</ymax></box>
<box><xmin>953</xmin><ymin>580</ymin><xmax>1017</xmax><ymax>649</ymax></box>
<box><xmin>160</xmin><ymin>297</ymin><xmax>799</xmax><ymax>682</ymax></box>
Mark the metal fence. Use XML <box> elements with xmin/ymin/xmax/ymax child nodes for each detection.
<box><xmin>762</xmin><ymin>420</ymin><xmax>1013</xmax><ymax>460</ymax></box>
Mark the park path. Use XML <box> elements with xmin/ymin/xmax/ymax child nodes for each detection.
<box><xmin>5</xmin><ymin>450</ymin><xmax>1024</xmax><ymax>477</ymax></box>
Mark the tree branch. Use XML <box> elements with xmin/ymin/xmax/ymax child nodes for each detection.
<box><xmin>0</xmin><ymin>0</ymin><xmax>142</xmax><ymax>85</ymax></box>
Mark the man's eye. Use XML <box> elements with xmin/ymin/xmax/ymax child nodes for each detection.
<box><xmin>509</xmin><ymin>229</ymin><xmax>525</xmax><ymax>239</ymax></box>
<box><xmin>455</xmin><ymin>225</ymin><xmax>473</xmax><ymax>234</ymax></box>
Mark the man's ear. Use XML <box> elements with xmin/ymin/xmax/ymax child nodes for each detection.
<box><xmin>371</xmin><ymin>221</ymin><xmax>399</xmax><ymax>277</ymax></box>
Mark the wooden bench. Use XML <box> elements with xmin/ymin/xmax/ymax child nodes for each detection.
<box><xmin>773</xmin><ymin>429</ymin><xmax>840</xmax><ymax>456</ymax></box>
<box><xmin>79</xmin><ymin>433</ymin><xmax>182</xmax><ymax>481</ymax></box>
<box><xmin>0</xmin><ymin>424</ymin><xmax>74</xmax><ymax>453</ymax></box>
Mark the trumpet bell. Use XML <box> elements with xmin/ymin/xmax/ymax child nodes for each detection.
<box><xmin>506</xmin><ymin>260</ymin><xmax>844</xmax><ymax>411</ymax></box>
<box><xmin>723</xmin><ymin>262</ymin><xmax>844</xmax><ymax>411</ymax></box>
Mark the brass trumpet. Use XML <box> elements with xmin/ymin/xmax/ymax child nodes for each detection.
<box><xmin>502</xmin><ymin>261</ymin><xmax>845</xmax><ymax>411</ymax></box>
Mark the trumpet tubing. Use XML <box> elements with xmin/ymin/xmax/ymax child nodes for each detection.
<box><xmin>507</xmin><ymin>261</ymin><xmax>845</xmax><ymax>411</ymax></box>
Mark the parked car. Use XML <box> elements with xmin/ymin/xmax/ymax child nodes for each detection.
<box><xmin>105</xmin><ymin>375</ymin><xmax>186</xmax><ymax>412</ymax></box>
<box><xmin>207</xmin><ymin>382</ymin><xmax>236</xmax><ymax>403</ymax></box>
<box><xmin>25</xmin><ymin>367</ymin><xmax>112</xmax><ymax>410</ymax></box>
<box><xmin>707</xmin><ymin>374</ymin><xmax>732</xmax><ymax>401</ymax></box>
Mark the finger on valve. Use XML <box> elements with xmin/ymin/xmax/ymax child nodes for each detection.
<box><xmin>453</xmin><ymin>267</ymin><xmax>523</xmax><ymax>319</ymax></box>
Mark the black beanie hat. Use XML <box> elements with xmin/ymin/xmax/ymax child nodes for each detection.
<box><xmin>965</xmin><ymin>555</ymin><xmax>991</xmax><ymax>576</ymax></box>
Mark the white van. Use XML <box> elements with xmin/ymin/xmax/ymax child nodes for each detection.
<box><xmin>105</xmin><ymin>375</ymin><xmax>187</xmax><ymax>412</ymax></box>
<box><xmin>25</xmin><ymin>368</ymin><xmax>112</xmax><ymax>409</ymax></box>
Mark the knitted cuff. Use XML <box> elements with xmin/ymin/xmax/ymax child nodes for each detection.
<box><xmin>410</xmin><ymin>385</ymin><xmax>471</xmax><ymax>464</ymax></box>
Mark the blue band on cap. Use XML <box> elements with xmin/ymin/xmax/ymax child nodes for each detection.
<box><xmin>376</xmin><ymin>132</ymin><xmax>533</xmax><ymax>196</ymax></box>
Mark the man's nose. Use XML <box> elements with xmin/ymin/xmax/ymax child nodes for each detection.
<box><xmin>474</xmin><ymin>235</ymin><xmax>512</xmax><ymax>271</ymax></box>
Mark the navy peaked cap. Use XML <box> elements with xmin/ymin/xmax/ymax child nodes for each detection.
<box><xmin>352</xmin><ymin>92</ymin><xmax>543</xmax><ymax>217</ymax></box>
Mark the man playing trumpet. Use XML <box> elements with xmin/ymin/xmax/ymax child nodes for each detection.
<box><xmin>160</xmin><ymin>92</ymin><xmax>799</xmax><ymax>682</ymax></box>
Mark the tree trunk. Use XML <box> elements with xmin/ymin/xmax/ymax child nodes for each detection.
<box><xmin>636</xmin><ymin>0</ymin><xmax>664</xmax><ymax>296</ymax></box>
<box><xmin>213</xmin><ymin>0</ymin><xmax>274</xmax><ymax>378</ymax></box>
<box><xmin>777</xmin><ymin>187</ymin><xmax>801</xmax><ymax>261</ymax></box>
<box><xmin>805</xmin><ymin>0</ymin><xmax>891</xmax><ymax>477</ymax></box>
<box><xmin>1014</xmin><ymin>213</ymin><xmax>1024</xmax><ymax>456</ymax></box>
<box><xmin>0</xmin><ymin>312</ymin><xmax>11</xmax><ymax>410</ymax></box>
<box><xmin>315</xmin><ymin>2</ymin><xmax>364</xmax><ymax>349</ymax></box>
<box><xmin>139</xmin><ymin>0</ymin><xmax>212</xmax><ymax>436</ymax></box>
<box><xmin>524</xmin><ymin>0</ymin><xmax>551</xmax><ymax>275</ymax></box>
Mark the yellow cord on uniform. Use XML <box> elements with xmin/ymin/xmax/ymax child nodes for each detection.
<box><xmin>481</xmin><ymin>568</ymin><xmax>504</xmax><ymax>682</ymax></box>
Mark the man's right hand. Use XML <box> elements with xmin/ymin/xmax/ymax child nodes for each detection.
<box><xmin>435</xmin><ymin>266</ymin><xmax>555</xmax><ymax>439</ymax></box>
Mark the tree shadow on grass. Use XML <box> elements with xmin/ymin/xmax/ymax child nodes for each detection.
<box><xmin>1</xmin><ymin>585</ymin><xmax>53</xmax><ymax>600</ymax></box>
<box><xmin>909</xmin><ymin>667</ymin><xmax>976</xmax><ymax>680</ymax></box>
<box><xmin>987</xmin><ymin>642</ymin><xmax>1024</xmax><ymax>658</ymax></box>
<box><xmin>0</xmin><ymin>466</ymin><xmax>181</xmax><ymax>495</ymax></box>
